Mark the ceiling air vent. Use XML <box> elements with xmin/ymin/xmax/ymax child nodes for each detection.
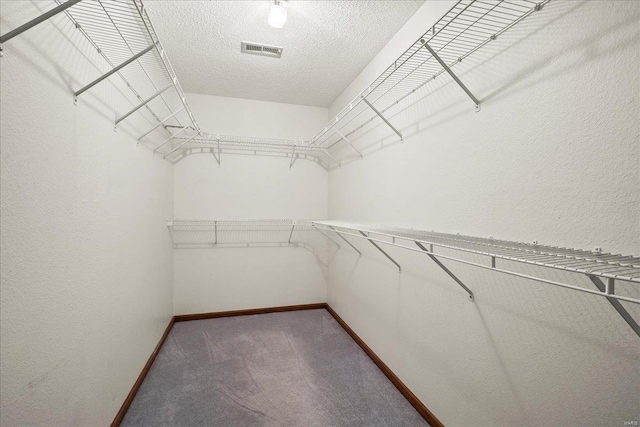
<box><xmin>241</xmin><ymin>41</ymin><xmax>283</xmax><ymax>58</ymax></box>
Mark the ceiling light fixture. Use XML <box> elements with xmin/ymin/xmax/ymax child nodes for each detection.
<box><xmin>268</xmin><ymin>0</ymin><xmax>287</xmax><ymax>29</ymax></box>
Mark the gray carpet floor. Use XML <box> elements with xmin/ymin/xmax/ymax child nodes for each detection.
<box><xmin>121</xmin><ymin>309</ymin><xmax>428</xmax><ymax>427</ymax></box>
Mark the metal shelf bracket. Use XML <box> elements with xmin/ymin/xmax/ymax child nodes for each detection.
<box><xmin>290</xmin><ymin>145</ymin><xmax>298</xmax><ymax>169</ymax></box>
<box><xmin>116</xmin><ymin>84</ymin><xmax>172</xmax><ymax>125</ymax></box>
<box><xmin>331</xmin><ymin>126</ymin><xmax>363</xmax><ymax>159</ymax></box>
<box><xmin>288</xmin><ymin>224</ymin><xmax>295</xmax><ymax>243</ymax></box>
<box><xmin>138</xmin><ymin>107</ymin><xmax>185</xmax><ymax>142</ymax></box>
<box><xmin>212</xmin><ymin>136</ymin><xmax>221</xmax><ymax>165</ymax></box>
<box><xmin>312</xmin><ymin>225</ymin><xmax>341</xmax><ymax>249</ymax></box>
<box><xmin>416</xmin><ymin>241</ymin><xmax>474</xmax><ymax>301</ymax></box>
<box><xmin>330</xmin><ymin>226</ymin><xmax>362</xmax><ymax>256</ymax></box>
<box><xmin>361</xmin><ymin>98</ymin><xmax>404</xmax><ymax>142</ymax></box>
<box><xmin>163</xmin><ymin>131</ymin><xmax>201</xmax><ymax>159</ymax></box>
<box><xmin>323</xmin><ymin>149</ymin><xmax>341</xmax><ymax>167</ymax></box>
<box><xmin>0</xmin><ymin>0</ymin><xmax>83</xmax><ymax>57</ymax></box>
<box><xmin>154</xmin><ymin>127</ymin><xmax>188</xmax><ymax>154</ymax></box>
<box><xmin>74</xmin><ymin>43</ymin><xmax>157</xmax><ymax>101</ymax></box>
<box><xmin>359</xmin><ymin>230</ymin><xmax>401</xmax><ymax>271</ymax></box>
<box><xmin>588</xmin><ymin>275</ymin><xmax>640</xmax><ymax>338</ymax></box>
<box><xmin>421</xmin><ymin>41</ymin><xmax>480</xmax><ymax>112</ymax></box>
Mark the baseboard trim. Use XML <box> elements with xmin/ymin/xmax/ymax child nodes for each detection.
<box><xmin>112</xmin><ymin>302</ymin><xmax>443</xmax><ymax>427</ymax></box>
<box><xmin>111</xmin><ymin>316</ymin><xmax>175</xmax><ymax>427</ymax></box>
<box><xmin>324</xmin><ymin>304</ymin><xmax>444</xmax><ymax>427</ymax></box>
<box><xmin>173</xmin><ymin>302</ymin><xmax>327</xmax><ymax>322</ymax></box>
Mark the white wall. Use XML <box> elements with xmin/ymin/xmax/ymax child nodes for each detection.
<box><xmin>173</xmin><ymin>94</ymin><xmax>328</xmax><ymax>314</ymax></box>
<box><xmin>327</xmin><ymin>1</ymin><xmax>640</xmax><ymax>426</ymax></box>
<box><xmin>2</xmin><ymin>1</ymin><xmax>638</xmax><ymax>426</ymax></box>
<box><xmin>0</xmin><ymin>2</ymin><xmax>174</xmax><ymax>426</ymax></box>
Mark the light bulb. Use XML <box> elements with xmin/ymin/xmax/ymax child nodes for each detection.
<box><xmin>268</xmin><ymin>0</ymin><xmax>287</xmax><ymax>29</ymax></box>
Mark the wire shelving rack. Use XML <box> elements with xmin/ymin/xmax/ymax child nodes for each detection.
<box><xmin>61</xmin><ymin>0</ymin><xmax>200</xmax><ymax>143</ymax></box>
<box><xmin>313</xmin><ymin>221</ymin><xmax>640</xmax><ymax>337</ymax></box>
<box><xmin>167</xmin><ymin>219</ymin><xmax>339</xmax><ymax>266</ymax></box>
<box><xmin>1</xmin><ymin>0</ymin><xmax>551</xmax><ymax>167</ymax></box>
<box><xmin>1</xmin><ymin>0</ymin><xmax>200</xmax><ymax>149</ymax></box>
<box><xmin>310</xmin><ymin>0</ymin><xmax>549</xmax><ymax>167</ymax></box>
<box><xmin>164</xmin><ymin>133</ymin><xmax>333</xmax><ymax>169</ymax></box>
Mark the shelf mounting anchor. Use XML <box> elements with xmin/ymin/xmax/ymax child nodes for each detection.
<box><xmin>421</xmin><ymin>41</ymin><xmax>481</xmax><ymax>112</ymax></box>
<box><xmin>361</xmin><ymin>98</ymin><xmax>404</xmax><ymax>142</ymax></box>
<box><xmin>416</xmin><ymin>241</ymin><xmax>474</xmax><ymax>302</ymax></box>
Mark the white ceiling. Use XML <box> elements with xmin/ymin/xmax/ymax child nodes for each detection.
<box><xmin>144</xmin><ymin>1</ymin><xmax>424</xmax><ymax>107</ymax></box>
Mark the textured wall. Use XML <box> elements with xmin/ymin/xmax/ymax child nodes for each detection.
<box><xmin>0</xmin><ymin>2</ymin><xmax>174</xmax><ymax>426</ymax></box>
<box><xmin>327</xmin><ymin>1</ymin><xmax>640</xmax><ymax>426</ymax></box>
<box><xmin>172</xmin><ymin>94</ymin><xmax>328</xmax><ymax>314</ymax></box>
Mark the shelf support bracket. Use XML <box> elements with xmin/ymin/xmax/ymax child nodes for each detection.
<box><xmin>154</xmin><ymin>127</ymin><xmax>187</xmax><ymax>154</ymax></box>
<box><xmin>211</xmin><ymin>137</ymin><xmax>221</xmax><ymax>165</ymax></box>
<box><xmin>288</xmin><ymin>225</ymin><xmax>295</xmax><ymax>243</ymax></box>
<box><xmin>362</xmin><ymin>98</ymin><xmax>403</xmax><ymax>142</ymax></box>
<box><xmin>0</xmin><ymin>0</ymin><xmax>82</xmax><ymax>56</ymax></box>
<box><xmin>322</xmin><ymin>148</ymin><xmax>340</xmax><ymax>168</ymax></box>
<box><xmin>290</xmin><ymin>145</ymin><xmax>297</xmax><ymax>168</ymax></box>
<box><xmin>138</xmin><ymin>107</ymin><xmax>185</xmax><ymax>141</ymax></box>
<box><xmin>588</xmin><ymin>275</ymin><xmax>640</xmax><ymax>338</ymax></box>
<box><xmin>74</xmin><ymin>43</ymin><xmax>157</xmax><ymax>100</ymax></box>
<box><xmin>312</xmin><ymin>225</ymin><xmax>341</xmax><ymax>249</ymax></box>
<box><xmin>163</xmin><ymin>131</ymin><xmax>200</xmax><ymax>159</ymax></box>
<box><xmin>422</xmin><ymin>42</ymin><xmax>480</xmax><ymax>111</ymax></box>
<box><xmin>330</xmin><ymin>226</ymin><xmax>361</xmax><ymax>256</ymax></box>
<box><xmin>415</xmin><ymin>241</ymin><xmax>474</xmax><ymax>301</ymax></box>
<box><xmin>116</xmin><ymin>85</ymin><xmax>172</xmax><ymax>125</ymax></box>
<box><xmin>359</xmin><ymin>231</ymin><xmax>401</xmax><ymax>271</ymax></box>
<box><xmin>331</xmin><ymin>126</ymin><xmax>363</xmax><ymax>159</ymax></box>
<box><xmin>214</xmin><ymin>221</ymin><xmax>218</xmax><ymax>245</ymax></box>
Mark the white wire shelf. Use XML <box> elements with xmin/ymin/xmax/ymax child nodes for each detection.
<box><xmin>59</xmin><ymin>0</ymin><xmax>200</xmax><ymax>144</ymax></box>
<box><xmin>174</xmin><ymin>0</ymin><xmax>547</xmax><ymax>168</ymax></box>
<box><xmin>1</xmin><ymin>0</ymin><xmax>550</xmax><ymax>167</ymax></box>
<box><xmin>311</xmin><ymin>0</ymin><xmax>549</xmax><ymax>167</ymax></box>
<box><xmin>314</xmin><ymin>221</ymin><xmax>640</xmax><ymax>303</ymax></box>
<box><xmin>167</xmin><ymin>219</ymin><xmax>339</xmax><ymax>266</ymax></box>
<box><xmin>163</xmin><ymin>133</ymin><xmax>333</xmax><ymax>169</ymax></box>
<box><xmin>0</xmin><ymin>0</ymin><xmax>201</xmax><ymax>148</ymax></box>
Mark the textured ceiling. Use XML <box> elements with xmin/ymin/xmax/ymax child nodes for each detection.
<box><xmin>144</xmin><ymin>1</ymin><xmax>424</xmax><ymax>107</ymax></box>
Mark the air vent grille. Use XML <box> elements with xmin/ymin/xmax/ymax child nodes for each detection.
<box><xmin>241</xmin><ymin>41</ymin><xmax>283</xmax><ymax>58</ymax></box>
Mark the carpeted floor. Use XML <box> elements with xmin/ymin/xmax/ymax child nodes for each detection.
<box><xmin>121</xmin><ymin>309</ymin><xmax>428</xmax><ymax>426</ymax></box>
